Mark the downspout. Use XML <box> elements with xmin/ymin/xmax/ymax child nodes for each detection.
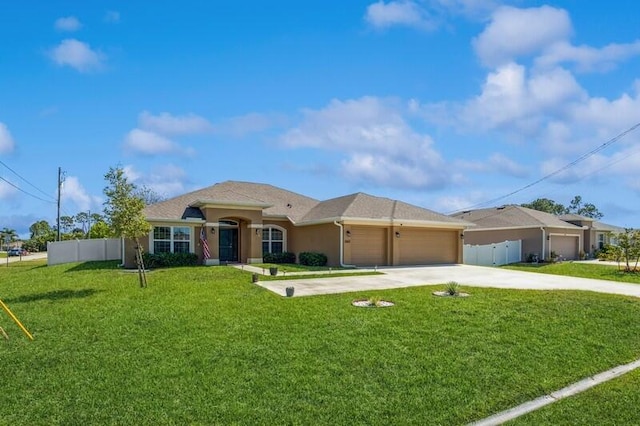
<box><xmin>540</xmin><ymin>227</ymin><xmax>546</xmax><ymax>261</ymax></box>
<box><xmin>334</xmin><ymin>221</ymin><xmax>356</xmax><ymax>268</ymax></box>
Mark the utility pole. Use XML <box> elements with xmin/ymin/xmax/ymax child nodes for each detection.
<box><xmin>56</xmin><ymin>167</ymin><xmax>66</xmax><ymax>241</ymax></box>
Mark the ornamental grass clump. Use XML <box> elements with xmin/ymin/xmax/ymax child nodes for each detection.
<box><xmin>445</xmin><ymin>281</ymin><xmax>460</xmax><ymax>296</ymax></box>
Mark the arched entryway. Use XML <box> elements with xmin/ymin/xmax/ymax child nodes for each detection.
<box><xmin>219</xmin><ymin>220</ymin><xmax>239</xmax><ymax>263</ymax></box>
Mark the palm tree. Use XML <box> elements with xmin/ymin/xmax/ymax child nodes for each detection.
<box><xmin>0</xmin><ymin>227</ymin><xmax>18</xmax><ymax>250</ymax></box>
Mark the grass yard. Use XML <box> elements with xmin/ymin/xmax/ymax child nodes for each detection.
<box><xmin>504</xmin><ymin>262</ymin><xmax>640</xmax><ymax>284</ymax></box>
<box><xmin>2</xmin><ymin>260</ymin><xmax>640</xmax><ymax>424</ymax></box>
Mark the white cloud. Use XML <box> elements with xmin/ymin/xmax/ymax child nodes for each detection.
<box><xmin>281</xmin><ymin>97</ymin><xmax>451</xmax><ymax>189</ymax></box>
<box><xmin>48</xmin><ymin>39</ymin><xmax>105</xmax><ymax>72</ymax></box>
<box><xmin>139</xmin><ymin>111</ymin><xmax>213</xmax><ymax>135</ymax></box>
<box><xmin>0</xmin><ymin>123</ymin><xmax>16</xmax><ymax>153</ymax></box>
<box><xmin>455</xmin><ymin>63</ymin><xmax>585</xmax><ymax>137</ymax></box>
<box><xmin>0</xmin><ymin>180</ymin><xmax>17</xmax><ymax>199</ymax></box>
<box><xmin>124</xmin><ymin>129</ymin><xmax>187</xmax><ymax>156</ymax></box>
<box><xmin>54</xmin><ymin>16</ymin><xmax>82</xmax><ymax>32</ymax></box>
<box><xmin>62</xmin><ymin>176</ymin><xmax>98</xmax><ymax>211</ymax></box>
<box><xmin>365</xmin><ymin>1</ymin><xmax>436</xmax><ymax>31</ymax></box>
<box><xmin>473</xmin><ymin>6</ymin><xmax>572</xmax><ymax>67</ymax></box>
<box><xmin>123</xmin><ymin>164</ymin><xmax>189</xmax><ymax>198</ymax></box>
<box><xmin>456</xmin><ymin>153</ymin><xmax>529</xmax><ymax>178</ymax></box>
<box><xmin>104</xmin><ymin>11</ymin><xmax>120</xmax><ymax>23</ymax></box>
<box><xmin>536</xmin><ymin>40</ymin><xmax>640</xmax><ymax>73</ymax></box>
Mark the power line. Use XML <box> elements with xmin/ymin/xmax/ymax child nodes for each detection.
<box><xmin>0</xmin><ymin>159</ymin><xmax>56</xmax><ymax>202</ymax></box>
<box><xmin>450</xmin><ymin>120</ymin><xmax>640</xmax><ymax>213</ymax></box>
<box><xmin>0</xmin><ymin>176</ymin><xmax>56</xmax><ymax>204</ymax></box>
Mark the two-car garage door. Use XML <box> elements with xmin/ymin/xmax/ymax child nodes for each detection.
<box><xmin>349</xmin><ymin>226</ymin><xmax>459</xmax><ymax>266</ymax></box>
<box><xmin>399</xmin><ymin>229</ymin><xmax>458</xmax><ymax>265</ymax></box>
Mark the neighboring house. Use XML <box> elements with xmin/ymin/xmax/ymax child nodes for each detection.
<box><xmin>559</xmin><ymin>214</ymin><xmax>625</xmax><ymax>255</ymax></box>
<box><xmin>126</xmin><ymin>181</ymin><xmax>471</xmax><ymax>268</ymax></box>
<box><xmin>452</xmin><ymin>205</ymin><xmax>584</xmax><ymax>261</ymax></box>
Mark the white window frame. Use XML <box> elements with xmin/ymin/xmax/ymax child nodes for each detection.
<box><xmin>262</xmin><ymin>225</ymin><xmax>287</xmax><ymax>254</ymax></box>
<box><xmin>150</xmin><ymin>226</ymin><xmax>194</xmax><ymax>254</ymax></box>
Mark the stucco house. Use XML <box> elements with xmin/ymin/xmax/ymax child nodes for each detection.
<box><xmin>125</xmin><ymin>181</ymin><xmax>471</xmax><ymax>268</ymax></box>
<box><xmin>452</xmin><ymin>205</ymin><xmax>585</xmax><ymax>261</ymax></box>
<box><xmin>559</xmin><ymin>214</ymin><xmax>625</xmax><ymax>255</ymax></box>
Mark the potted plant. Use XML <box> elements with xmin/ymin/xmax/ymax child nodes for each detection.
<box><xmin>285</xmin><ymin>286</ymin><xmax>294</xmax><ymax>297</ymax></box>
<box><xmin>269</xmin><ymin>266</ymin><xmax>278</xmax><ymax>276</ymax></box>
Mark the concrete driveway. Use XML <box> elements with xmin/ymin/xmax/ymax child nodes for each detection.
<box><xmin>256</xmin><ymin>264</ymin><xmax>640</xmax><ymax>298</ymax></box>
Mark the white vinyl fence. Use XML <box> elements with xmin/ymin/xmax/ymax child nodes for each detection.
<box><xmin>47</xmin><ymin>238</ymin><xmax>122</xmax><ymax>266</ymax></box>
<box><xmin>463</xmin><ymin>240</ymin><xmax>522</xmax><ymax>266</ymax></box>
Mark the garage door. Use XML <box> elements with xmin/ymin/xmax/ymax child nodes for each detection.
<box><xmin>399</xmin><ymin>229</ymin><xmax>458</xmax><ymax>265</ymax></box>
<box><xmin>350</xmin><ymin>226</ymin><xmax>386</xmax><ymax>266</ymax></box>
<box><xmin>549</xmin><ymin>235</ymin><xmax>579</xmax><ymax>260</ymax></box>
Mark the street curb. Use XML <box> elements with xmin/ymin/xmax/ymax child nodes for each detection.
<box><xmin>469</xmin><ymin>358</ymin><xmax>640</xmax><ymax>426</ymax></box>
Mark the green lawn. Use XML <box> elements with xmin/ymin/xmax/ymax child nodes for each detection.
<box><xmin>504</xmin><ymin>262</ymin><xmax>640</xmax><ymax>284</ymax></box>
<box><xmin>2</xmin><ymin>260</ymin><xmax>640</xmax><ymax>424</ymax></box>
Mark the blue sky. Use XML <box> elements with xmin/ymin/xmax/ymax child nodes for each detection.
<box><xmin>1</xmin><ymin>0</ymin><xmax>640</xmax><ymax>237</ymax></box>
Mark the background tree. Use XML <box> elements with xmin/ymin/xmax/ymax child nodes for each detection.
<box><xmin>29</xmin><ymin>220</ymin><xmax>52</xmax><ymax>239</ymax></box>
<box><xmin>566</xmin><ymin>195</ymin><xmax>604</xmax><ymax>219</ymax></box>
<box><xmin>103</xmin><ymin>166</ymin><xmax>152</xmax><ymax>287</ymax></box>
<box><xmin>0</xmin><ymin>227</ymin><xmax>18</xmax><ymax>250</ymax></box>
<box><xmin>521</xmin><ymin>198</ymin><xmax>568</xmax><ymax>215</ymax></box>
<box><xmin>88</xmin><ymin>221</ymin><xmax>111</xmax><ymax>238</ymax></box>
<box><xmin>134</xmin><ymin>185</ymin><xmax>165</xmax><ymax>205</ymax></box>
<box><xmin>75</xmin><ymin>212</ymin><xmax>90</xmax><ymax>235</ymax></box>
<box><xmin>59</xmin><ymin>215</ymin><xmax>75</xmax><ymax>233</ymax></box>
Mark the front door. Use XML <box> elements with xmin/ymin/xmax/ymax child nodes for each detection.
<box><xmin>219</xmin><ymin>228</ymin><xmax>239</xmax><ymax>262</ymax></box>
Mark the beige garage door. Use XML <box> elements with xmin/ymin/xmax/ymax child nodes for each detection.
<box><xmin>399</xmin><ymin>229</ymin><xmax>458</xmax><ymax>265</ymax></box>
<box><xmin>549</xmin><ymin>235</ymin><xmax>579</xmax><ymax>260</ymax></box>
<box><xmin>350</xmin><ymin>226</ymin><xmax>386</xmax><ymax>266</ymax></box>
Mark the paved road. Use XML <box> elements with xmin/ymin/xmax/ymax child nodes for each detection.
<box><xmin>257</xmin><ymin>264</ymin><xmax>640</xmax><ymax>298</ymax></box>
<box><xmin>3</xmin><ymin>252</ymin><xmax>48</xmax><ymax>264</ymax></box>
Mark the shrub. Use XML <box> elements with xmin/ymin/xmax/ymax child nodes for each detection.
<box><xmin>299</xmin><ymin>252</ymin><xmax>328</xmax><ymax>267</ymax></box>
<box><xmin>263</xmin><ymin>252</ymin><xmax>296</xmax><ymax>264</ymax></box>
<box><xmin>143</xmin><ymin>252</ymin><xmax>198</xmax><ymax>268</ymax></box>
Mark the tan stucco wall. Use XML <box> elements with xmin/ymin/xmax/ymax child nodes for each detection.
<box><xmin>288</xmin><ymin>223</ymin><xmax>341</xmax><ymax>266</ymax></box>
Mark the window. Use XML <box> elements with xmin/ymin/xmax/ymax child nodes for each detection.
<box><xmin>598</xmin><ymin>233</ymin><xmax>605</xmax><ymax>250</ymax></box>
<box><xmin>152</xmin><ymin>226</ymin><xmax>192</xmax><ymax>254</ymax></box>
<box><xmin>262</xmin><ymin>226</ymin><xmax>285</xmax><ymax>254</ymax></box>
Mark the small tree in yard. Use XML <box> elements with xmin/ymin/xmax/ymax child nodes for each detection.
<box><xmin>612</xmin><ymin>229</ymin><xmax>640</xmax><ymax>273</ymax></box>
<box><xmin>103</xmin><ymin>166</ymin><xmax>152</xmax><ymax>287</ymax></box>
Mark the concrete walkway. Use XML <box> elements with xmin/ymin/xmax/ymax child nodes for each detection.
<box><xmin>254</xmin><ymin>263</ymin><xmax>640</xmax><ymax>299</ymax></box>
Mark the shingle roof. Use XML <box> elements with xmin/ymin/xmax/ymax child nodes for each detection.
<box><xmin>452</xmin><ymin>205</ymin><xmax>583</xmax><ymax>230</ymax></box>
<box><xmin>559</xmin><ymin>213</ymin><xmax>594</xmax><ymax>222</ymax></box>
<box><xmin>592</xmin><ymin>221</ymin><xmax>625</xmax><ymax>233</ymax></box>
<box><xmin>302</xmin><ymin>192</ymin><xmax>470</xmax><ymax>226</ymax></box>
<box><xmin>145</xmin><ymin>181</ymin><xmax>471</xmax><ymax>228</ymax></box>
<box><xmin>144</xmin><ymin>181</ymin><xmax>319</xmax><ymax>223</ymax></box>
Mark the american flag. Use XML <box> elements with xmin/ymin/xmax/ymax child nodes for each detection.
<box><xmin>200</xmin><ymin>227</ymin><xmax>210</xmax><ymax>260</ymax></box>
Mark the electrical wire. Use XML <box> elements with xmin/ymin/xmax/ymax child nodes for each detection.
<box><xmin>0</xmin><ymin>159</ymin><xmax>56</xmax><ymax>202</ymax></box>
<box><xmin>0</xmin><ymin>176</ymin><xmax>56</xmax><ymax>204</ymax></box>
<box><xmin>449</xmin><ymin>121</ymin><xmax>640</xmax><ymax>213</ymax></box>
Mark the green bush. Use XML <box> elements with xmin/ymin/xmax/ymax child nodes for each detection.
<box><xmin>143</xmin><ymin>252</ymin><xmax>199</xmax><ymax>268</ymax></box>
<box><xmin>263</xmin><ymin>252</ymin><xmax>296</xmax><ymax>264</ymax></box>
<box><xmin>299</xmin><ymin>252</ymin><xmax>328</xmax><ymax>267</ymax></box>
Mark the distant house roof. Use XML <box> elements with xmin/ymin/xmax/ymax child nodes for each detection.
<box><xmin>559</xmin><ymin>213</ymin><xmax>594</xmax><ymax>222</ymax></box>
<box><xmin>592</xmin><ymin>221</ymin><xmax>625</xmax><ymax>233</ymax></box>
<box><xmin>144</xmin><ymin>181</ymin><xmax>471</xmax><ymax>228</ymax></box>
<box><xmin>452</xmin><ymin>205</ymin><xmax>583</xmax><ymax>230</ymax></box>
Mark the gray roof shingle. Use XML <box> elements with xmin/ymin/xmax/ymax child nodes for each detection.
<box><xmin>144</xmin><ymin>181</ymin><xmax>471</xmax><ymax>227</ymax></box>
<box><xmin>452</xmin><ymin>205</ymin><xmax>583</xmax><ymax>230</ymax></box>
